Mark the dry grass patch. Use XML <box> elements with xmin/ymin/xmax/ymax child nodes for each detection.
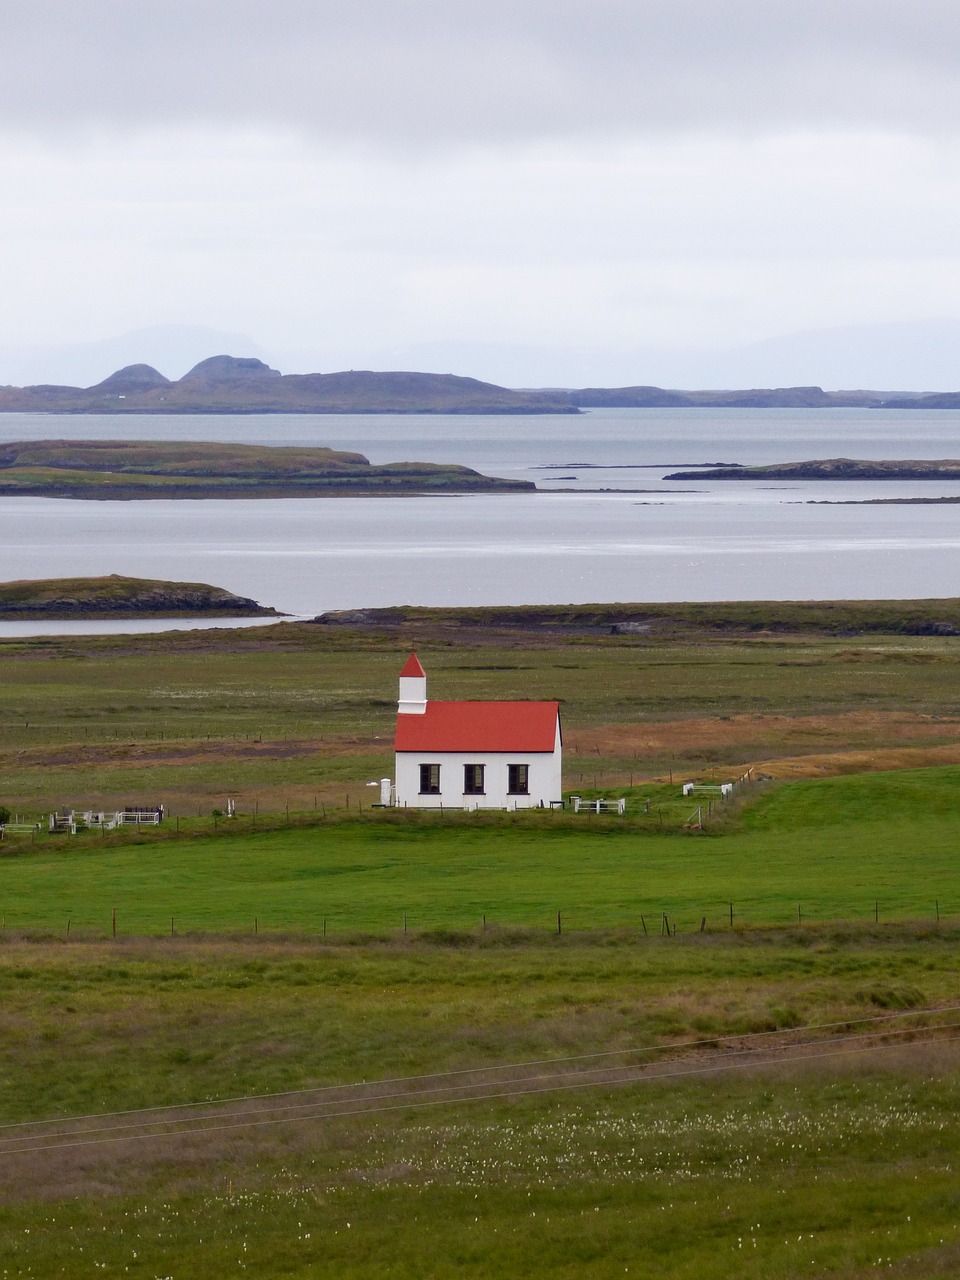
<box><xmin>570</xmin><ymin>710</ymin><xmax>960</xmax><ymax>761</ymax></box>
<box><xmin>753</xmin><ymin>742</ymin><xmax>960</xmax><ymax>780</ymax></box>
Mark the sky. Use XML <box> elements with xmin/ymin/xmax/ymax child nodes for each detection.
<box><xmin>3</xmin><ymin>1</ymin><xmax>960</xmax><ymax>388</ymax></box>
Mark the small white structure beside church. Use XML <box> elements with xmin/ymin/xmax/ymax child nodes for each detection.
<box><xmin>393</xmin><ymin>653</ymin><xmax>562</xmax><ymax>809</ymax></box>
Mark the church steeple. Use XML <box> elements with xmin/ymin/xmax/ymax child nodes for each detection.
<box><xmin>398</xmin><ymin>652</ymin><xmax>427</xmax><ymax>714</ymax></box>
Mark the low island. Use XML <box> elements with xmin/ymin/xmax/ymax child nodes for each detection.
<box><xmin>0</xmin><ymin>439</ymin><xmax>533</xmax><ymax>499</ymax></box>
<box><xmin>0</xmin><ymin>575</ymin><xmax>281</xmax><ymax>620</ymax></box>
<box><xmin>664</xmin><ymin>458</ymin><xmax>960</xmax><ymax>481</ymax></box>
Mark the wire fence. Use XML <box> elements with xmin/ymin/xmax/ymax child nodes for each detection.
<box><xmin>1</xmin><ymin>897</ymin><xmax>957</xmax><ymax>941</ymax></box>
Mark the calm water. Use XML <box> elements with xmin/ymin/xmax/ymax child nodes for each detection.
<box><xmin>2</xmin><ymin>407</ymin><xmax>960</xmax><ymax>631</ymax></box>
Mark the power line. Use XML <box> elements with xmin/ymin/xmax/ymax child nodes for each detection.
<box><xmin>4</xmin><ymin>1021</ymin><xmax>958</xmax><ymax>1158</ymax></box>
<box><xmin>2</xmin><ymin>1018</ymin><xmax>955</xmax><ymax>1147</ymax></box>
<box><xmin>1</xmin><ymin>1000</ymin><xmax>954</xmax><ymax>1135</ymax></box>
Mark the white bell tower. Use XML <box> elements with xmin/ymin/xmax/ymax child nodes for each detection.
<box><xmin>398</xmin><ymin>652</ymin><xmax>427</xmax><ymax>714</ymax></box>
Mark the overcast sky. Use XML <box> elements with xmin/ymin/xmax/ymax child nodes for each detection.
<box><xmin>3</xmin><ymin>1</ymin><xmax>960</xmax><ymax>387</ymax></box>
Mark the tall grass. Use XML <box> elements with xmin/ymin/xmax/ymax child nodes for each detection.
<box><xmin>1</xmin><ymin>930</ymin><xmax>959</xmax><ymax>1277</ymax></box>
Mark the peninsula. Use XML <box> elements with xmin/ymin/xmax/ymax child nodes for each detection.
<box><xmin>0</xmin><ymin>356</ymin><xmax>577</xmax><ymax>415</ymax></box>
<box><xmin>0</xmin><ymin>439</ymin><xmax>533</xmax><ymax>499</ymax></box>
<box><xmin>0</xmin><ymin>357</ymin><xmax>940</xmax><ymax>413</ymax></box>
<box><xmin>0</xmin><ymin>575</ymin><xmax>280</xmax><ymax>620</ymax></box>
<box><xmin>663</xmin><ymin>458</ymin><xmax>960</xmax><ymax>481</ymax></box>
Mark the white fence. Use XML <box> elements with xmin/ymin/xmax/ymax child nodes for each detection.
<box><xmin>570</xmin><ymin>795</ymin><xmax>626</xmax><ymax>815</ymax></box>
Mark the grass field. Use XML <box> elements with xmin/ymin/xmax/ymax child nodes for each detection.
<box><xmin>0</xmin><ymin>927</ymin><xmax>959</xmax><ymax>1277</ymax></box>
<box><xmin>4</xmin><ymin>606</ymin><xmax>960</xmax><ymax>1275</ymax></box>
<box><xmin>5</xmin><ymin>614</ymin><xmax>960</xmax><ymax>815</ymax></box>
<box><xmin>1</xmin><ymin>768</ymin><xmax>958</xmax><ymax>934</ymax></box>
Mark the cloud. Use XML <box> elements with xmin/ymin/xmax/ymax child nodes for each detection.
<box><xmin>4</xmin><ymin>1</ymin><xmax>960</xmax><ymax>144</ymax></box>
<box><xmin>3</xmin><ymin>127</ymin><xmax>959</xmax><ymax>356</ymax></box>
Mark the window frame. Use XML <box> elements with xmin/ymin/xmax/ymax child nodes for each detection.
<box><xmin>463</xmin><ymin>763</ymin><xmax>486</xmax><ymax>795</ymax></box>
<box><xmin>419</xmin><ymin>762</ymin><xmax>441</xmax><ymax>795</ymax></box>
<box><xmin>507</xmin><ymin>763</ymin><xmax>530</xmax><ymax>795</ymax></box>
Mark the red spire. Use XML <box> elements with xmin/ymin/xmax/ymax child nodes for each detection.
<box><xmin>400</xmin><ymin>652</ymin><xmax>425</xmax><ymax>677</ymax></box>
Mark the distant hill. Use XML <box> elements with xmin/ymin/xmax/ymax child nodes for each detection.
<box><xmin>0</xmin><ymin>356</ymin><xmax>578</xmax><ymax>415</ymax></box>
<box><xmin>0</xmin><ymin>354</ymin><xmax>950</xmax><ymax>412</ymax></box>
<box><xmin>881</xmin><ymin>391</ymin><xmax>960</xmax><ymax>409</ymax></box>
<box><xmin>567</xmin><ymin>385</ymin><xmax>892</xmax><ymax>408</ymax></box>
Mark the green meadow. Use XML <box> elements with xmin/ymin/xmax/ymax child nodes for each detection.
<box><xmin>2</xmin><ymin>768</ymin><xmax>959</xmax><ymax>934</ymax></box>
<box><xmin>3</xmin><ymin>608</ymin><xmax>960</xmax><ymax>1276</ymax></box>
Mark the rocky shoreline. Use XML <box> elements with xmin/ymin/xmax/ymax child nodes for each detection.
<box><xmin>0</xmin><ymin>575</ymin><xmax>281</xmax><ymax>620</ymax></box>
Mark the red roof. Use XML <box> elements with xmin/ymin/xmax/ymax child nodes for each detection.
<box><xmin>400</xmin><ymin>653</ymin><xmax>425</xmax><ymax>677</ymax></box>
<box><xmin>396</xmin><ymin>701</ymin><xmax>560</xmax><ymax>752</ymax></box>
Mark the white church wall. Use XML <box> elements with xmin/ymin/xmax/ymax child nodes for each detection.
<box><xmin>395</xmin><ymin>745</ymin><xmax>561</xmax><ymax>810</ymax></box>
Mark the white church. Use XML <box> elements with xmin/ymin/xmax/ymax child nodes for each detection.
<box><xmin>393</xmin><ymin>653</ymin><xmax>562</xmax><ymax>809</ymax></box>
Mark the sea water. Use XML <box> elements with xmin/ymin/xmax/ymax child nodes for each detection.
<box><xmin>2</xmin><ymin>406</ymin><xmax>960</xmax><ymax>630</ymax></box>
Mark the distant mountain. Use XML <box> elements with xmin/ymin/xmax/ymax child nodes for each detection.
<box><xmin>9</xmin><ymin>317</ymin><xmax>960</xmax><ymax>394</ymax></box>
<box><xmin>705</xmin><ymin>319</ymin><xmax>960</xmax><ymax>393</ymax></box>
<box><xmin>0</xmin><ymin>325</ymin><xmax>266</xmax><ymax>389</ymax></box>
<box><xmin>282</xmin><ymin>319</ymin><xmax>960</xmax><ymax>393</ymax></box>
<box><xmin>0</xmin><ymin>356</ymin><xmax>578</xmax><ymax>415</ymax></box>
<box><xmin>0</xmin><ymin>354</ymin><xmax>951</xmax><ymax>414</ymax></box>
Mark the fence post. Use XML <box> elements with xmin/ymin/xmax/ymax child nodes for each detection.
<box><xmin>729</xmin><ymin>902</ymin><xmax>733</xmax><ymax>928</ymax></box>
<box><xmin>557</xmin><ymin>911</ymin><xmax>562</xmax><ymax>936</ymax></box>
<box><xmin>111</xmin><ymin>907</ymin><xmax>116</xmax><ymax>938</ymax></box>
